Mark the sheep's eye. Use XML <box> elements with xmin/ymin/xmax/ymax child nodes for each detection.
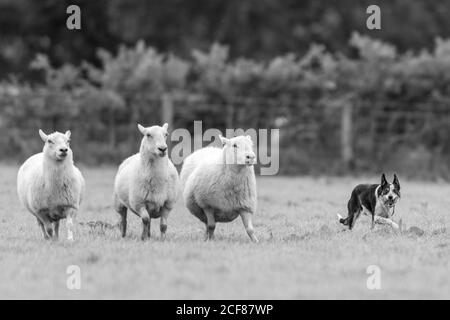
<box><xmin>146</xmin><ymin>134</ymin><xmax>152</xmax><ymax>138</ymax></box>
<box><xmin>47</xmin><ymin>140</ymin><xmax>54</xmax><ymax>144</ymax></box>
<box><xmin>233</xmin><ymin>144</ymin><xmax>237</xmax><ymax>148</ymax></box>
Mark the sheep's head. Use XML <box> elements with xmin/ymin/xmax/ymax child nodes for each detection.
<box><xmin>219</xmin><ymin>135</ymin><xmax>256</xmax><ymax>166</ymax></box>
<box><xmin>39</xmin><ymin>129</ymin><xmax>72</xmax><ymax>162</ymax></box>
<box><xmin>138</xmin><ymin>123</ymin><xmax>169</xmax><ymax>158</ymax></box>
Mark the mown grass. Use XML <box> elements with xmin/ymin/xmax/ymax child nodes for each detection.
<box><xmin>0</xmin><ymin>164</ymin><xmax>449</xmax><ymax>299</ymax></box>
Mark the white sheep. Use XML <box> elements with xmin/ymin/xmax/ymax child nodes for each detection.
<box><xmin>180</xmin><ymin>135</ymin><xmax>258</xmax><ymax>242</ymax></box>
<box><xmin>113</xmin><ymin>123</ymin><xmax>179</xmax><ymax>240</ymax></box>
<box><xmin>17</xmin><ymin>130</ymin><xmax>85</xmax><ymax>240</ymax></box>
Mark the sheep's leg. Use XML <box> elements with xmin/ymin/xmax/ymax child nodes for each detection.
<box><xmin>114</xmin><ymin>195</ymin><xmax>127</xmax><ymax>237</ymax></box>
<box><xmin>117</xmin><ymin>206</ymin><xmax>128</xmax><ymax>238</ymax></box>
<box><xmin>36</xmin><ymin>218</ymin><xmax>49</xmax><ymax>240</ymax></box>
<box><xmin>139</xmin><ymin>208</ymin><xmax>151</xmax><ymax>241</ymax></box>
<box><xmin>159</xmin><ymin>207</ymin><xmax>170</xmax><ymax>240</ymax></box>
<box><xmin>240</xmin><ymin>211</ymin><xmax>259</xmax><ymax>243</ymax></box>
<box><xmin>204</xmin><ymin>209</ymin><xmax>216</xmax><ymax>241</ymax></box>
<box><xmin>66</xmin><ymin>209</ymin><xmax>76</xmax><ymax>241</ymax></box>
<box><xmin>44</xmin><ymin>223</ymin><xmax>54</xmax><ymax>239</ymax></box>
<box><xmin>54</xmin><ymin>221</ymin><xmax>60</xmax><ymax>239</ymax></box>
<box><xmin>37</xmin><ymin>211</ymin><xmax>54</xmax><ymax>239</ymax></box>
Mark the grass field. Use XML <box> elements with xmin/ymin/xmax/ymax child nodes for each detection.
<box><xmin>0</xmin><ymin>164</ymin><xmax>449</xmax><ymax>299</ymax></box>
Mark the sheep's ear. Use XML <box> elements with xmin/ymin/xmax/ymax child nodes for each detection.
<box><xmin>39</xmin><ymin>129</ymin><xmax>48</xmax><ymax>142</ymax></box>
<box><xmin>162</xmin><ymin>123</ymin><xmax>168</xmax><ymax>131</ymax></box>
<box><xmin>65</xmin><ymin>130</ymin><xmax>71</xmax><ymax>139</ymax></box>
<box><xmin>219</xmin><ymin>135</ymin><xmax>229</xmax><ymax>146</ymax></box>
<box><xmin>137</xmin><ymin>124</ymin><xmax>146</xmax><ymax>135</ymax></box>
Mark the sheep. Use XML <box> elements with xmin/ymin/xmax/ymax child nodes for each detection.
<box><xmin>180</xmin><ymin>135</ymin><xmax>258</xmax><ymax>242</ymax></box>
<box><xmin>17</xmin><ymin>129</ymin><xmax>85</xmax><ymax>240</ymax></box>
<box><xmin>113</xmin><ymin>123</ymin><xmax>179</xmax><ymax>240</ymax></box>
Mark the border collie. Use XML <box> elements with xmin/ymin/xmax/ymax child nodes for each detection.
<box><xmin>337</xmin><ymin>174</ymin><xmax>401</xmax><ymax>230</ymax></box>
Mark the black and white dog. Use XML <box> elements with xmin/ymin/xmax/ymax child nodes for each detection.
<box><xmin>337</xmin><ymin>174</ymin><xmax>401</xmax><ymax>230</ymax></box>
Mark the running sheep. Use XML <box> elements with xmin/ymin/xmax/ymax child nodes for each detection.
<box><xmin>17</xmin><ymin>130</ymin><xmax>85</xmax><ymax>240</ymax></box>
<box><xmin>180</xmin><ymin>135</ymin><xmax>258</xmax><ymax>242</ymax></box>
<box><xmin>113</xmin><ymin>123</ymin><xmax>179</xmax><ymax>240</ymax></box>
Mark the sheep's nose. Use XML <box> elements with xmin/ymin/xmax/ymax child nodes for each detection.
<box><xmin>158</xmin><ymin>146</ymin><xmax>167</xmax><ymax>153</ymax></box>
<box><xmin>60</xmin><ymin>148</ymin><xmax>68</xmax><ymax>154</ymax></box>
<box><xmin>246</xmin><ymin>154</ymin><xmax>256</xmax><ymax>161</ymax></box>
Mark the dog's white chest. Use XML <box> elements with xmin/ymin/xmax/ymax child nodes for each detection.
<box><xmin>375</xmin><ymin>201</ymin><xmax>393</xmax><ymax>218</ymax></box>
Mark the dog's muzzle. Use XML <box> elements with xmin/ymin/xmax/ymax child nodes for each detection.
<box><xmin>385</xmin><ymin>198</ymin><xmax>398</xmax><ymax>207</ymax></box>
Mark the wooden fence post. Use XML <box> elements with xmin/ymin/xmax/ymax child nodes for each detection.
<box><xmin>341</xmin><ymin>103</ymin><xmax>354</xmax><ymax>168</ymax></box>
<box><xmin>226</xmin><ymin>103</ymin><xmax>235</xmax><ymax>128</ymax></box>
<box><xmin>129</xmin><ymin>99</ymin><xmax>140</xmax><ymax>153</ymax></box>
<box><xmin>108</xmin><ymin>107</ymin><xmax>116</xmax><ymax>151</ymax></box>
<box><xmin>161</xmin><ymin>93</ymin><xmax>174</xmax><ymax>128</ymax></box>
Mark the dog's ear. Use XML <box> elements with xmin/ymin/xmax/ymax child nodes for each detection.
<box><xmin>393</xmin><ymin>173</ymin><xmax>400</xmax><ymax>190</ymax></box>
<box><xmin>381</xmin><ymin>173</ymin><xmax>388</xmax><ymax>186</ymax></box>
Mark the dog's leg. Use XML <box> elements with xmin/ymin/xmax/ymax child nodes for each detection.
<box><xmin>339</xmin><ymin>193</ymin><xmax>358</xmax><ymax>228</ymax></box>
<box><xmin>347</xmin><ymin>195</ymin><xmax>362</xmax><ymax>230</ymax></box>
<box><xmin>349</xmin><ymin>209</ymin><xmax>361</xmax><ymax>230</ymax></box>
<box><xmin>374</xmin><ymin>216</ymin><xmax>399</xmax><ymax>229</ymax></box>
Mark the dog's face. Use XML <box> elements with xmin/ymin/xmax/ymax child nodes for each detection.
<box><xmin>377</xmin><ymin>173</ymin><xmax>401</xmax><ymax>207</ymax></box>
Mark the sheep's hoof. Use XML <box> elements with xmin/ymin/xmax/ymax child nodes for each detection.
<box><xmin>141</xmin><ymin>234</ymin><xmax>150</xmax><ymax>241</ymax></box>
<box><xmin>45</xmin><ymin>229</ymin><xmax>54</xmax><ymax>239</ymax></box>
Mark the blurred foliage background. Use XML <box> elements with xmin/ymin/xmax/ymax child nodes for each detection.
<box><xmin>0</xmin><ymin>0</ymin><xmax>450</xmax><ymax>179</ymax></box>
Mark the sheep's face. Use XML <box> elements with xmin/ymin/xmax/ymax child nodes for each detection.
<box><xmin>39</xmin><ymin>129</ymin><xmax>72</xmax><ymax>162</ymax></box>
<box><xmin>220</xmin><ymin>135</ymin><xmax>256</xmax><ymax>166</ymax></box>
<box><xmin>138</xmin><ymin>123</ymin><xmax>169</xmax><ymax>158</ymax></box>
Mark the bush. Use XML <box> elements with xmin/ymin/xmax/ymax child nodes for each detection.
<box><xmin>1</xmin><ymin>34</ymin><xmax>450</xmax><ymax>179</ymax></box>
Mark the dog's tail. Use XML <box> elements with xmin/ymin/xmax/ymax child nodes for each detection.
<box><xmin>337</xmin><ymin>213</ymin><xmax>349</xmax><ymax>226</ymax></box>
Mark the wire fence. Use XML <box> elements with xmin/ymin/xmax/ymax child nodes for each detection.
<box><xmin>1</xmin><ymin>90</ymin><xmax>449</xmax><ymax>179</ymax></box>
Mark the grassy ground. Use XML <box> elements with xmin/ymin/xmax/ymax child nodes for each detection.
<box><xmin>0</xmin><ymin>164</ymin><xmax>449</xmax><ymax>299</ymax></box>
